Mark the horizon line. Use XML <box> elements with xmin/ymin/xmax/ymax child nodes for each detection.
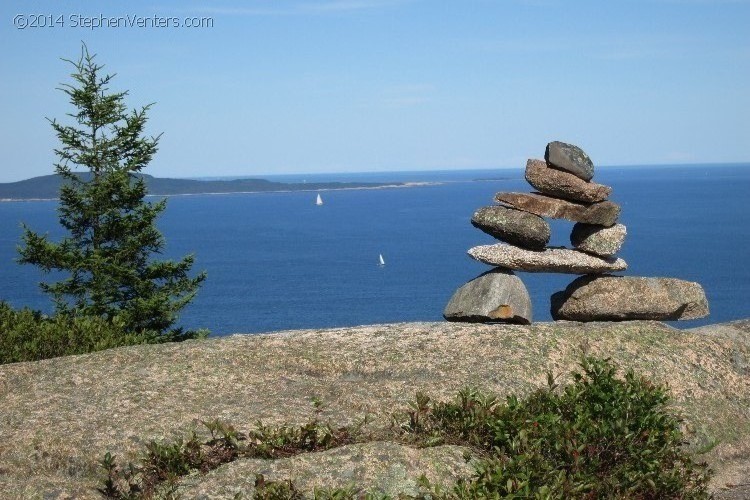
<box><xmin>1</xmin><ymin>161</ymin><xmax>748</xmax><ymax>184</ymax></box>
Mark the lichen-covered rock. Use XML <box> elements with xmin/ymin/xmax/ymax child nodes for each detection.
<box><xmin>176</xmin><ymin>442</ymin><xmax>476</xmax><ymax>499</ymax></box>
<box><xmin>689</xmin><ymin>319</ymin><xmax>750</xmax><ymax>377</ymax></box>
<box><xmin>0</xmin><ymin>320</ymin><xmax>747</xmax><ymax>498</ymax></box>
<box><xmin>551</xmin><ymin>275</ymin><xmax>709</xmax><ymax>321</ymax></box>
<box><xmin>545</xmin><ymin>141</ymin><xmax>595</xmax><ymax>181</ymax></box>
<box><xmin>443</xmin><ymin>268</ymin><xmax>532</xmax><ymax>324</ymax></box>
<box><xmin>471</xmin><ymin>205</ymin><xmax>550</xmax><ymax>250</ymax></box>
<box><xmin>495</xmin><ymin>192</ymin><xmax>620</xmax><ymax>227</ymax></box>
<box><xmin>468</xmin><ymin>243</ymin><xmax>627</xmax><ymax>274</ymax></box>
<box><xmin>571</xmin><ymin>223</ymin><xmax>627</xmax><ymax>257</ymax></box>
<box><xmin>525</xmin><ymin>158</ymin><xmax>611</xmax><ymax>203</ymax></box>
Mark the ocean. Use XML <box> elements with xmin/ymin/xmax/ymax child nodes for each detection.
<box><xmin>0</xmin><ymin>164</ymin><xmax>748</xmax><ymax>335</ymax></box>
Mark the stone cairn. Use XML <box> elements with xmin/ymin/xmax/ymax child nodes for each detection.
<box><xmin>444</xmin><ymin>141</ymin><xmax>709</xmax><ymax>324</ymax></box>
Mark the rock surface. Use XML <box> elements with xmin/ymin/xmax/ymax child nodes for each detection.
<box><xmin>495</xmin><ymin>192</ymin><xmax>620</xmax><ymax>227</ymax></box>
<box><xmin>468</xmin><ymin>243</ymin><xmax>627</xmax><ymax>274</ymax></box>
<box><xmin>471</xmin><ymin>205</ymin><xmax>550</xmax><ymax>250</ymax></box>
<box><xmin>686</xmin><ymin>319</ymin><xmax>750</xmax><ymax>499</ymax></box>
<box><xmin>551</xmin><ymin>275</ymin><xmax>710</xmax><ymax>321</ymax></box>
<box><xmin>525</xmin><ymin>158</ymin><xmax>611</xmax><ymax>203</ymax></box>
<box><xmin>689</xmin><ymin>320</ymin><xmax>750</xmax><ymax>378</ymax></box>
<box><xmin>443</xmin><ymin>268</ymin><xmax>532</xmax><ymax>324</ymax></box>
<box><xmin>571</xmin><ymin>223</ymin><xmax>627</xmax><ymax>257</ymax></box>
<box><xmin>177</xmin><ymin>441</ymin><xmax>476</xmax><ymax>498</ymax></box>
<box><xmin>0</xmin><ymin>320</ymin><xmax>746</xmax><ymax>498</ymax></box>
<box><xmin>545</xmin><ymin>141</ymin><xmax>595</xmax><ymax>181</ymax></box>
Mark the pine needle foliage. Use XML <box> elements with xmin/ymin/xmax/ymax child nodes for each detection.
<box><xmin>17</xmin><ymin>44</ymin><xmax>205</xmax><ymax>340</ymax></box>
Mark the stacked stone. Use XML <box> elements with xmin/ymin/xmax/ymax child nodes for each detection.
<box><xmin>444</xmin><ymin>141</ymin><xmax>709</xmax><ymax>324</ymax></box>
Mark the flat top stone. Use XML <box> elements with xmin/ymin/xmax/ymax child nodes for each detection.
<box><xmin>525</xmin><ymin>158</ymin><xmax>611</xmax><ymax>203</ymax></box>
<box><xmin>545</xmin><ymin>141</ymin><xmax>595</xmax><ymax>181</ymax></box>
<box><xmin>495</xmin><ymin>192</ymin><xmax>620</xmax><ymax>227</ymax></box>
<box><xmin>468</xmin><ymin>243</ymin><xmax>627</xmax><ymax>274</ymax></box>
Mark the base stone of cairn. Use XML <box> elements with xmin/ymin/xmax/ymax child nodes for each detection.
<box><xmin>444</xmin><ymin>140</ymin><xmax>709</xmax><ymax>325</ymax></box>
<box><xmin>443</xmin><ymin>268</ymin><xmax>532</xmax><ymax>324</ymax></box>
<box><xmin>551</xmin><ymin>275</ymin><xmax>709</xmax><ymax>321</ymax></box>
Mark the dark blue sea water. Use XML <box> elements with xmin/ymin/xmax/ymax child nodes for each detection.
<box><xmin>1</xmin><ymin>164</ymin><xmax>748</xmax><ymax>335</ymax></box>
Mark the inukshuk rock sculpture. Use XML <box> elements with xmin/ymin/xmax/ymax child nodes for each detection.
<box><xmin>444</xmin><ymin>141</ymin><xmax>709</xmax><ymax>324</ymax></box>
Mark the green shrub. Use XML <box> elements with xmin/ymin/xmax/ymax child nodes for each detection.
<box><xmin>252</xmin><ymin>477</ymin><xmax>306</xmax><ymax>500</ymax></box>
<box><xmin>252</xmin><ymin>480</ymin><xmax>388</xmax><ymax>500</ymax></box>
<box><xmin>396</xmin><ymin>357</ymin><xmax>712</xmax><ymax>499</ymax></box>
<box><xmin>0</xmin><ymin>301</ymin><xmax>206</xmax><ymax>365</ymax></box>
<box><xmin>99</xmin><ymin>417</ymin><xmax>362</xmax><ymax>498</ymax></box>
<box><xmin>97</xmin><ymin>357</ymin><xmax>711</xmax><ymax>499</ymax></box>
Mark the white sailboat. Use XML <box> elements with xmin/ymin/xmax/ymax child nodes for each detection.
<box><xmin>315</xmin><ymin>193</ymin><xmax>323</xmax><ymax>206</ymax></box>
<box><xmin>378</xmin><ymin>254</ymin><xmax>385</xmax><ymax>266</ymax></box>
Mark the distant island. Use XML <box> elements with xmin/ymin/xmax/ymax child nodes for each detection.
<box><xmin>0</xmin><ymin>173</ymin><xmax>416</xmax><ymax>201</ymax></box>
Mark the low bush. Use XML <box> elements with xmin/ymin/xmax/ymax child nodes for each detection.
<box><xmin>253</xmin><ymin>477</ymin><xmax>374</xmax><ymax>500</ymax></box>
<box><xmin>98</xmin><ymin>357</ymin><xmax>712</xmax><ymax>499</ymax></box>
<box><xmin>395</xmin><ymin>357</ymin><xmax>712</xmax><ymax>499</ymax></box>
<box><xmin>99</xmin><ymin>416</ymin><xmax>364</xmax><ymax>498</ymax></box>
<box><xmin>0</xmin><ymin>301</ymin><xmax>206</xmax><ymax>365</ymax></box>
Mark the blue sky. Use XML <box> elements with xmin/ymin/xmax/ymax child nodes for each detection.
<box><xmin>0</xmin><ymin>0</ymin><xmax>748</xmax><ymax>182</ymax></box>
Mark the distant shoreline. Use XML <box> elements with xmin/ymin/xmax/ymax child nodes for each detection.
<box><xmin>0</xmin><ymin>180</ymin><xmax>441</xmax><ymax>203</ymax></box>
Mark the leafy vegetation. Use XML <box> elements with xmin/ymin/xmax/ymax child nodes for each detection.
<box><xmin>97</xmin><ymin>358</ymin><xmax>711</xmax><ymax>499</ymax></box>
<box><xmin>0</xmin><ymin>301</ymin><xmax>201</xmax><ymax>365</ymax></box>
<box><xmin>395</xmin><ymin>357</ymin><xmax>711</xmax><ymax>499</ymax></box>
<box><xmin>17</xmin><ymin>44</ymin><xmax>204</xmax><ymax>340</ymax></box>
<box><xmin>253</xmin><ymin>477</ymin><xmax>382</xmax><ymax>500</ymax></box>
<box><xmin>99</xmin><ymin>414</ymin><xmax>366</xmax><ymax>498</ymax></box>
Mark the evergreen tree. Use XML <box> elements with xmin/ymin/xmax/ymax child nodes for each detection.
<box><xmin>18</xmin><ymin>45</ymin><xmax>205</xmax><ymax>340</ymax></box>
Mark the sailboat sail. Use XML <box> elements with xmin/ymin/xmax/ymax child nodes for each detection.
<box><xmin>316</xmin><ymin>193</ymin><xmax>323</xmax><ymax>206</ymax></box>
<box><xmin>378</xmin><ymin>254</ymin><xmax>385</xmax><ymax>266</ymax></box>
